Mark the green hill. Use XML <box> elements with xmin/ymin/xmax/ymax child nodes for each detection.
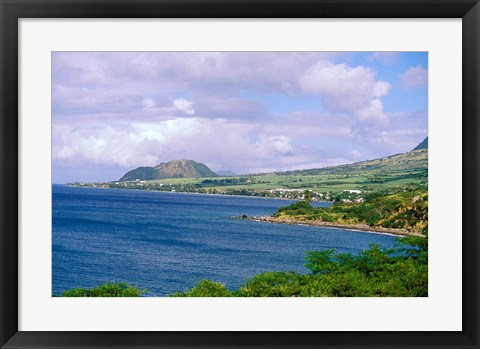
<box><xmin>272</xmin><ymin>148</ymin><xmax>428</xmax><ymax>178</ymax></box>
<box><xmin>119</xmin><ymin>159</ymin><xmax>218</xmax><ymax>181</ymax></box>
<box><xmin>78</xmin><ymin>148</ymin><xmax>427</xmax><ymax>199</ymax></box>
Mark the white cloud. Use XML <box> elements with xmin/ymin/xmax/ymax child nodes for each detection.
<box><xmin>53</xmin><ymin>118</ymin><xmax>202</xmax><ymax>168</ymax></box>
<box><xmin>299</xmin><ymin>61</ymin><xmax>391</xmax><ymax>112</ymax></box>
<box><xmin>173</xmin><ymin>98</ymin><xmax>195</xmax><ymax>115</ymax></box>
<box><xmin>53</xmin><ymin>118</ymin><xmax>260</xmax><ymax>171</ymax></box>
<box><xmin>53</xmin><ymin>116</ymin><xmax>305</xmax><ymax>177</ymax></box>
<box><xmin>373</xmin><ymin>81</ymin><xmax>391</xmax><ymax>97</ymax></box>
<box><xmin>357</xmin><ymin>99</ymin><xmax>388</xmax><ymax>125</ymax></box>
<box><xmin>299</xmin><ymin>61</ymin><xmax>391</xmax><ymax>139</ymax></box>
<box><xmin>130</xmin><ymin>118</ymin><xmax>200</xmax><ymax>143</ymax></box>
<box><xmin>261</xmin><ymin>136</ymin><xmax>294</xmax><ymax>156</ymax></box>
<box><xmin>399</xmin><ymin>66</ymin><xmax>428</xmax><ymax>88</ymax></box>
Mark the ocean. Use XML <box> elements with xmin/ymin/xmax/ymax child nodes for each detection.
<box><xmin>52</xmin><ymin>185</ymin><xmax>399</xmax><ymax>296</ymax></box>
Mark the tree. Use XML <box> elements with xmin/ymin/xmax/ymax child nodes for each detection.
<box><xmin>303</xmin><ymin>190</ymin><xmax>312</xmax><ymax>203</ymax></box>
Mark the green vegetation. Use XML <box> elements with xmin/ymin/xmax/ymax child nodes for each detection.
<box><xmin>274</xmin><ymin>187</ymin><xmax>428</xmax><ymax>234</ymax></box>
<box><xmin>61</xmin><ymin>282</ymin><xmax>146</xmax><ymax>297</ymax></box>
<box><xmin>170</xmin><ymin>280</ymin><xmax>234</xmax><ymax>297</ymax></box>
<box><xmin>172</xmin><ymin>236</ymin><xmax>427</xmax><ymax>297</ymax></box>
<box><xmin>72</xmin><ymin>149</ymin><xmax>428</xmax><ymax>201</ymax></box>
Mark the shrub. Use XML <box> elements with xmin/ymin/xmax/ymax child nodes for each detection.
<box><xmin>238</xmin><ymin>272</ymin><xmax>304</xmax><ymax>297</ymax></box>
<box><xmin>170</xmin><ymin>280</ymin><xmax>233</xmax><ymax>297</ymax></box>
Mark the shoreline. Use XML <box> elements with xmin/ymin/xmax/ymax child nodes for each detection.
<box><xmin>244</xmin><ymin>215</ymin><xmax>424</xmax><ymax>237</ymax></box>
<box><xmin>64</xmin><ymin>184</ymin><xmax>333</xmax><ymax>204</ymax></box>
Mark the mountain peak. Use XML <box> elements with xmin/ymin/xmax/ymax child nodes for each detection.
<box><xmin>412</xmin><ymin>137</ymin><xmax>428</xmax><ymax>151</ymax></box>
<box><xmin>119</xmin><ymin>159</ymin><xmax>217</xmax><ymax>181</ymax></box>
<box><xmin>216</xmin><ymin>169</ymin><xmax>236</xmax><ymax>176</ymax></box>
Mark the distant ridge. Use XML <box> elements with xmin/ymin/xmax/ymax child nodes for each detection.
<box><xmin>270</xmin><ymin>148</ymin><xmax>427</xmax><ymax>177</ymax></box>
<box><xmin>412</xmin><ymin>137</ymin><xmax>428</xmax><ymax>151</ymax></box>
<box><xmin>216</xmin><ymin>170</ymin><xmax>236</xmax><ymax>176</ymax></box>
<box><xmin>118</xmin><ymin>144</ymin><xmax>428</xmax><ymax>182</ymax></box>
<box><xmin>119</xmin><ymin>159</ymin><xmax>218</xmax><ymax>181</ymax></box>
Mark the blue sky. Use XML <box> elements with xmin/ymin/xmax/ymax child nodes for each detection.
<box><xmin>52</xmin><ymin>52</ymin><xmax>428</xmax><ymax>183</ymax></box>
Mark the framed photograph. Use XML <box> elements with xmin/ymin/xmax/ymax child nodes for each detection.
<box><xmin>1</xmin><ymin>0</ymin><xmax>479</xmax><ymax>348</ymax></box>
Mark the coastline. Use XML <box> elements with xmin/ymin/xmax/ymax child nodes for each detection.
<box><xmin>62</xmin><ymin>185</ymin><xmax>423</xmax><ymax>237</ymax></box>
<box><xmin>65</xmin><ymin>184</ymin><xmax>332</xmax><ymax>204</ymax></box>
<box><xmin>244</xmin><ymin>215</ymin><xmax>424</xmax><ymax>237</ymax></box>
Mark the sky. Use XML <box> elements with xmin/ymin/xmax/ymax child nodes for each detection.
<box><xmin>52</xmin><ymin>51</ymin><xmax>428</xmax><ymax>183</ymax></box>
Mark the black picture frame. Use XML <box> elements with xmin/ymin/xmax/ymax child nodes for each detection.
<box><xmin>1</xmin><ymin>1</ymin><xmax>479</xmax><ymax>348</ymax></box>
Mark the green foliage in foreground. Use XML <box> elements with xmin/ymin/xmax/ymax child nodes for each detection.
<box><xmin>173</xmin><ymin>235</ymin><xmax>428</xmax><ymax>297</ymax></box>
<box><xmin>61</xmin><ymin>282</ymin><xmax>146</xmax><ymax>297</ymax></box>
<box><xmin>170</xmin><ymin>280</ymin><xmax>234</xmax><ymax>297</ymax></box>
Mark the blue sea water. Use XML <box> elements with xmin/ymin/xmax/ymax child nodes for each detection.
<box><xmin>52</xmin><ymin>185</ymin><xmax>399</xmax><ymax>296</ymax></box>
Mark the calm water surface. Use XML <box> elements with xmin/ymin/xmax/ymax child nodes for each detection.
<box><xmin>52</xmin><ymin>185</ymin><xmax>399</xmax><ymax>296</ymax></box>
